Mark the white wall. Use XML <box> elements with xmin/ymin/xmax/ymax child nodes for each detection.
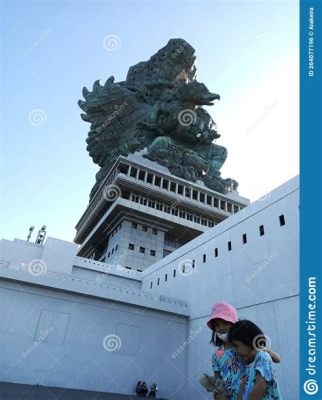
<box><xmin>142</xmin><ymin>176</ymin><xmax>299</xmax><ymax>400</ymax></box>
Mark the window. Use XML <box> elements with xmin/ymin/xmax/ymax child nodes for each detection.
<box><xmin>138</xmin><ymin>170</ymin><xmax>145</xmax><ymax>181</ymax></box>
<box><xmin>203</xmin><ymin>254</ymin><xmax>206</xmax><ymax>263</ymax></box>
<box><xmin>147</xmin><ymin>173</ymin><xmax>153</xmax><ymax>184</ymax></box>
<box><xmin>192</xmin><ymin>259</ymin><xmax>195</xmax><ymax>269</ymax></box>
<box><xmin>157</xmin><ymin>278</ymin><xmax>160</xmax><ymax>286</ymax></box>
<box><xmin>227</xmin><ymin>203</ymin><xmax>232</xmax><ymax>213</ymax></box>
<box><xmin>173</xmin><ymin>269</ymin><xmax>176</xmax><ymax>278</ymax></box>
<box><xmin>220</xmin><ymin>201</ymin><xmax>226</xmax><ymax>211</ymax></box>
<box><xmin>259</xmin><ymin>225</ymin><xmax>265</xmax><ymax>236</ymax></box>
<box><xmin>242</xmin><ymin>234</ymin><xmax>247</xmax><ymax>244</ymax></box>
<box><xmin>214</xmin><ymin>248</ymin><xmax>218</xmax><ymax>258</ymax></box>
<box><xmin>207</xmin><ymin>195</ymin><xmax>212</xmax><ymax>206</ymax></box>
<box><xmin>119</xmin><ymin>164</ymin><xmax>129</xmax><ymax>175</ymax></box>
<box><xmin>108</xmin><ymin>252</ymin><xmax>110</xmax><ymax>258</ymax></box>
<box><xmin>152</xmin><ymin>228</ymin><xmax>157</xmax><ymax>235</ymax></box>
<box><xmin>234</xmin><ymin>205</ymin><xmax>239</xmax><ymax>213</ymax></box>
<box><xmin>165</xmin><ymin>274</ymin><xmax>168</xmax><ymax>282</ymax></box>
<box><xmin>128</xmin><ymin>243</ymin><xmax>134</xmax><ymax>250</ymax></box>
<box><xmin>279</xmin><ymin>214</ymin><xmax>286</xmax><ymax>226</ymax></box>
<box><xmin>101</xmin><ymin>257</ymin><xmax>106</xmax><ymax>263</ymax></box>
<box><xmin>139</xmin><ymin>247</ymin><xmax>145</xmax><ymax>254</ymax></box>
<box><xmin>142</xmin><ymin>225</ymin><xmax>148</xmax><ymax>232</ymax></box>
<box><xmin>178</xmin><ymin>185</ymin><xmax>184</xmax><ymax>195</ymax></box>
<box><xmin>200</xmin><ymin>193</ymin><xmax>205</xmax><ymax>203</ymax></box>
<box><xmin>111</xmin><ymin>248</ymin><xmax>114</xmax><ymax>254</ymax></box>
<box><xmin>115</xmin><ymin>244</ymin><xmax>118</xmax><ymax>251</ymax></box>
<box><xmin>150</xmin><ymin>250</ymin><xmax>156</xmax><ymax>256</ymax></box>
<box><xmin>228</xmin><ymin>241</ymin><xmax>232</xmax><ymax>251</ymax></box>
<box><xmin>137</xmin><ymin>269</ymin><xmax>142</xmax><ymax>272</ymax></box>
<box><xmin>162</xmin><ymin>179</ymin><xmax>169</xmax><ymax>189</ymax></box>
<box><xmin>150</xmin><ymin>282</ymin><xmax>153</xmax><ymax>289</ymax></box>
<box><xmin>170</xmin><ymin>182</ymin><xmax>176</xmax><ymax>192</ymax></box>
<box><xmin>192</xmin><ymin>190</ymin><xmax>198</xmax><ymax>200</ymax></box>
<box><xmin>214</xmin><ymin>198</ymin><xmax>219</xmax><ymax>208</ymax></box>
<box><xmin>154</xmin><ymin>176</ymin><xmax>161</xmax><ymax>187</ymax></box>
<box><xmin>132</xmin><ymin>222</ymin><xmax>137</xmax><ymax>229</ymax></box>
<box><xmin>185</xmin><ymin>187</ymin><xmax>191</xmax><ymax>197</ymax></box>
<box><xmin>130</xmin><ymin>167</ymin><xmax>137</xmax><ymax>178</ymax></box>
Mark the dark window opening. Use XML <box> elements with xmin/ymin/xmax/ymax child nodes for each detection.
<box><xmin>178</xmin><ymin>185</ymin><xmax>184</xmax><ymax>195</ymax></box>
<box><xmin>142</xmin><ymin>225</ymin><xmax>148</xmax><ymax>232</ymax></box>
<box><xmin>203</xmin><ymin>254</ymin><xmax>206</xmax><ymax>263</ymax></box>
<box><xmin>130</xmin><ymin>167</ymin><xmax>137</xmax><ymax>178</ymax></box>
<box><xmin>173</xmin><ymin>269</ymin><xmax>176</xmax><ymax>278</ymax></box>
<box><xmin>154</xmin><ymin>176</ymin><xmax>161</xmax><ymax>187</ymax></box>
<box><xmin>139</xmin><ymin>247</ymin><xmax>145</xmax><ymax>253</ymax></box>
<box><xmin>242</xmin><ymin>234</ymin><xmax>247</xmax><ymax>244</ymax></box>
<box><xmin>165</xmin><ymin>274</ymin><xmax>168</xmax><ymax>282</ymax></box>
<box><xmin>162</xmin><ymin>179</ymin><xmax>169</xmax><ymax>189</ymax></box>
<box><xmin>207</xmin><ymin>195</ymin><xmax>212</xmax><ymax>206</ymax></box>
<box><xmin>192</xmin><ymin>190</ymin><xmax>198</xmax><ymax>200</ymax></box>
<box><xmin>259</xmin><ymin>225</ymin><xmax>265</xmax><ymax>236</ymax></box>
<box><xmin>128</xmin><ymin>243</ymin><xmax>134</xmax><ymax>250</ymax></box>
<box><xmin>279</xmin><ymin>214</ymin><xmax>286</xmax><ymax>226</ymax></box>
<box><xmin>138</xmin><ymin>170</ymin><xmax>145</xmax><ymax>181</ymax></box>
<box><xmin>170</xmin><ymin>182</ymin><xmax>176</xmax><ymax>192</ymax></box>
<box><xmin>228</xmin><ymin>241</ymin><xmax>232</xmax><ymax>251</ymax></box>
<box><xmin>150</xmin><ymin>282</ymin><xmax>153</xmax><ymax>289</ymax></box>
<box><xmin>214</xmin><ymin>248</ymin><xmax>218</xmax><ymax>257</ymax></box>
<box><xmin>147</xmin><ymin>173</ymin><xmax>153</xmax><ymax>184</ymax></box>
<box><xmin>150</xmin><ymin>250</ymin><xmax>156</xmax><ymax>256</ymax></box>
<box><xmin>132</xmin><ymin>222</ymin><xmax>137</xmax><ymax>229</ymax></box>
<box><xmin>157</xmin><ymin>278</ymin><xmax>160</xmax><ymax>286</ymax></box>
<box><xmin>152</xmin><ymin>228</ymin><xmax>157</xmax><ymax>235</ymax></box>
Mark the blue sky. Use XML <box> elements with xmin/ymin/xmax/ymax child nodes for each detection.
<box><xmin>1</xmin><ymin>0</ymin><xmax>299</xmax><ymax>242</ymax></box>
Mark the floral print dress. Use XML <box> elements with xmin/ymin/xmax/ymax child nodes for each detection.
<box><xmin>242</xmin><ymin>351</ymin><xmax>282</xmax><ymax>399</ymax></box>
<box><xmin>212</xmin><ymin>345</ymin><xmax>245</xmax><ymax>399</ymax></box>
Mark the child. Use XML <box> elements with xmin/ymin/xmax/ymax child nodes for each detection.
<box><xmin>228</xmin><ymin>320</ymin><xmax>282</xmax><ymax>399</ymax></box>
<box><xmin>202</xmin><ymin>303</ymin><xmax>280</xmax><ymax>400</ymax></box>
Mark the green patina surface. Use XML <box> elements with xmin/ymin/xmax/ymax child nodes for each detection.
<box><xmin>79</xmin><ymin>39</ymin><xmax>238</xmax><ymax>199</ymax></box>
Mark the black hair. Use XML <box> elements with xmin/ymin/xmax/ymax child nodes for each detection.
<box><xmin>228</xmin><ymin>319</ymin><xmax>265</xmax><ymax>348</ymax></box>
<box><xmin>208</xmin><ymin>319</ymin><xmax>224</xmax><ymax>347</ymax></box>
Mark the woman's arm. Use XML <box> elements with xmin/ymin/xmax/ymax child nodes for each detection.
<box><xmin>248</xmin><ymin>373</ymin><xmax>267</xmax><ymax>400</ymax></box>
<box><xmin>265</xmin><ymin>348</ymin><xmax>281</xmax><ymax>363</ymax></box>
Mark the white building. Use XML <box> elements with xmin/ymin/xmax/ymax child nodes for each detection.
<box><xmin>0</xmin><ymin>158</ymin><xmax>299</xmax><ymax>399</ymax></box>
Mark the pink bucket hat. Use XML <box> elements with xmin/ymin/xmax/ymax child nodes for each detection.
<box><xmin>207</xmin><ymin>302</ymin><xmax>238</xmax><ymax>329</ymax></box>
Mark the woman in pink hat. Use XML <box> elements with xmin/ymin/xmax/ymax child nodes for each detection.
<box><xmin>200</xmin><ymin>303</ymin><xmax>280</xmax><ymax>400</ymax></box>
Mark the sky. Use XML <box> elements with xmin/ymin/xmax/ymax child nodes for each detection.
<box><xmin>0</xmin><ymin>0</ymin><xmax>299</xmax><ymax>243</ymax></box>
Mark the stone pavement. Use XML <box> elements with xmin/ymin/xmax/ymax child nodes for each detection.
<box><xmin>0</xmin><ymin>382</ymin><xmax>168</xmax><ymax>400</ymax></box>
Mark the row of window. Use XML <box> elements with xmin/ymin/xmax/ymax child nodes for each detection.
<box><xmin>132</xmin><ymin>222</ymin><xmax>158</xmax><ymax>235</ymax></box>
<box><xmin>119</xmin><ymin>163</ymin><xmax>243</xmax><ymax>214</ymax></box>
<box><xmin>128</xmin><ymin>243</ymin><xmax>156</xmax><ymax>256</ymax></box>
<box><xmin>149</xmin><ymin>214</ymin><xmax>286</xmax><ymax>288</ymax></box>
<box><xmin>130</xmin><ymin>193</ymin><xmax>215</xmax><ymax>227</ymax></box>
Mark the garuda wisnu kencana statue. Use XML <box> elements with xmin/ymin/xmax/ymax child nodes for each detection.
<box><xmin>79</xmin><ymin>38</ymin><xmax>238</xmax><ymax>199</ymax></box>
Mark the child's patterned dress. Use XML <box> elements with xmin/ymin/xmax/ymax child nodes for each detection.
<box><xmin>212</xmin><ymin>346</ymin><xmax>245</xmax><ymax>399</ymax></box>
<box><xmin>242</xmin><ymin>351</ymin><xmax>282</xmax><ymax>400</ymax></box>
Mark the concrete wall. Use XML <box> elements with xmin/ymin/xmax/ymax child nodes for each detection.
<box><xmin>0</xmin><ymin>280</ymin><xmax>188</xmax><ymax>399</ymax></box>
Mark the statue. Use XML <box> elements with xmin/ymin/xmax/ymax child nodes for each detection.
<box><xmin>79</xmin><ymin>38</ymin><xmax>238</xmax><ymax>199</ymax></box>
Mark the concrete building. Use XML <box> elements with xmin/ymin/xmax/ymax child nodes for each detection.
<box><xmin>0</xmin><ymin>168</ymin><xmax>299</xmax><ymax>399</ymax></box>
